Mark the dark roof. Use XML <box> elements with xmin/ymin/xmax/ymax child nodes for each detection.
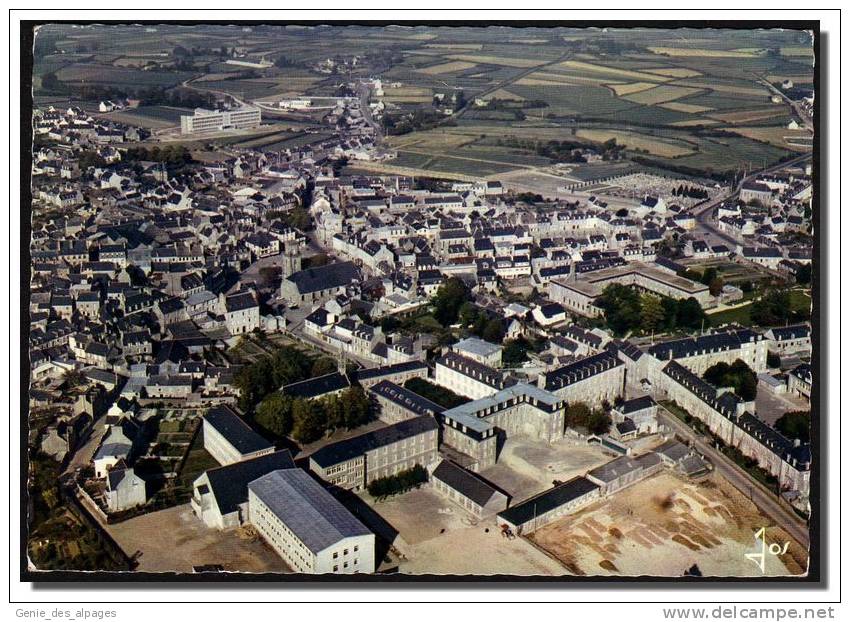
<box><xmin>497</xmin><ymin>477</ymin><xmax>599</xmax><ymax>526</ymax></box>
<box><xmin>769</xmin><ymin>324</ymin><xmax>810</xmax><ymax>341</ymax></box>
<box><xmin>432</xmin><ymin>460</ymin><xmax>507</xmax><ymax>507</ymax></box>
<box><xmin>648</xmin><ymin>328</ymin><xmax>761</xmax><ymax>361</ymax></box>
<box><xmin>201</xmin><ymin>450</ymin><xmax>295</xmax><ymax>516</ymax></box>
<box><xmin>204</xmin><ymin>405</ymin><xmax>273</xmax><ymax>456</ymax></box>
<box><xmin>286</xmin><ymin>261</ymin><xmax>359</xmax><ymax>295</ymax></box>
<box><xmin>282</xmin><ymin>372</ymin><xmax>350</xmax><ymax>399</ymax></box>
<box><xmin>615</xmin><ymin>419</ymin><xmax>637</xmax><ymax>435</ymax></box>
<box><xmin>538</xmin><ymin>302</ymin><xmax>566</xmax><ymax>318</ymax></box>
<box><xmin>619</xmin><ymin>395</ymin><xmax>655</xmax><ymax>415</ymax></box>
<box><xmin>309</xmin><ymin>416</ymin><xmax>438</xmax><ymax>468</ymax></box>
<box><xmin>354</xmin><ymin>361</ymin><xmax>428</xmax><ymax>383</ymax></box>
<box><xmin>225</xmin><ymin>292</ymin><xmax>256</xmax><ymax>312</ymax></box>
<box><xmin>543</xmin><ymin>352</ymin><xmax>622</xmax><ymax>391</ymax></box>
<box><xmin>654</xmin><ymin>439</ymin><xmax>690</xmax><ymax>462</ymax></box>
<box><xmin>369</xmin><ymin>380</ymin><xmax>444</xmax><ymax>417</ymax></box>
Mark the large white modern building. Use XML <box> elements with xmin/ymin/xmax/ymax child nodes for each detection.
<box><xmin>180</xmin><ymin>106</ymin><xmax>261</xmax><ymax>134</ymax></box>
<box><xmin>248</xmin><ymin>468</ymin><xmax>375</xmax><ymax>574</ymax></box>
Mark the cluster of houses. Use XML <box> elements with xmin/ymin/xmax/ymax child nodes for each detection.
<box><xmin>33</xmin><ymin>105</ymin><xmax>150</xmax><ymax>147</ymax></box>
<box><xmin>28</xmin><ymin>95</ymin><xmax>814</xmax><ymax>575</ymax></box>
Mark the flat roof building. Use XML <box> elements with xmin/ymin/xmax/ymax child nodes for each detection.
<box><xmin>180</xmin><ymin>106</ymin><xmax>261</xmax><ymax>134</ymax></box>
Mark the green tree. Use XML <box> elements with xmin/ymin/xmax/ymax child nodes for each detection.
<box><xmin>775</xmin><ymin>410</ymin><xmax>810</xmax><ymax>443</ymax></box>
<box><xmin>291</xmin><ymin>399</ymin><xmax>325</xmax><ymax>443</ymax></box>
<box><xmin>481</xmin><ymin>318</ymin><xmax>505</xmax><ymax>343</ymax></box>
<box><xmin>433</xmin><ymin>278</ymin><xmax>470</xmax><ymax>326</ymax></box>
<box><xmin>795</xmin><ymin>264</ymin><xmax>812</xmax><ymax>285</ymax></box>
<box><xmin>675</xmin><ymin>297</ymin><xmax>707</xmax><ymax>330</ymax></box>
<box><xmin>458</xmin><ymin>301</ymin><xmax>479</xmax><ymax>327</ymax></box>
<box><xmin>703</xmin><ymin>359</ymin><xmax>757</xmax><ymax>401</ymax></box>
<box><xmin>639</xmin><ymin>294</ymin><xmax>665</xmax><ymax>334</ymax></box>
<box><xmin>700</xmin><ymin>267</ymin><xmax>718</xmax><ymax>286</ymax></box>
<box><xmin>311</xmin><ymin>357</ymin><xmax>338</xmax><ymax>377</ymax></box>
<box><xmin>750</xmin><ymin>290</ymin><xmax>793</xmax><ymax>326</ymax></box>
<box><xmin>254</xmin><ymin>393</ymin><xmax>293</xmax><ymax>438</ymax></box>
<box><xmin>340</xmin><ymin>386</ymin><xmax>373</xmax><ymax>429</ymax></box>
<box><xmin>709</xmin><ymin>277</ymin><xmax>725</xmax><ymax>297</ymax></box>
<box><xmin>285</xmin><ymin>207</ymin><xmax>312</xmax><ymax>231</ymax></box>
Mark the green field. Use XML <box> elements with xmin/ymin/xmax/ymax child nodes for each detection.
<box><xmin>33</xmin><ymin>23</ymin><xmax>812</xmax><ymax>180</ymax></box>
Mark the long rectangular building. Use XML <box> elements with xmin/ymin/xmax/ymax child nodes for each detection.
<box><xmin>550</xmin><ymin>261</ymin><xmax>712</xmax><ymax>318</ymax></box>
<box><xmin>539</xmin><ymin>351</ymin><xmax>624</xmax><ymax>405</ymax></box>
<box><xmin>497</xmin><ymin>476</ymin><xmax>601</xmax><ymax>535</ymax></box>
<box><xmin>369</xmin><ymin>380</ymin><xmax>444</xmax><ymax>424</ymax></box>
<box><xmin>180</xmin><ymin>106</ymin><xmax>261</xmax><ymax>134</ymax></box>
<box><xmin>203</xmin><ymin>405</ymin><xmax>274</xmax><ymax>466</ymax></box>
<box><xmin>248</xmin><ymin>468</ymin><xmax>375</xmax><ymax>574</ymax></box>
<box><xmin>660</xmin><ymin>360</ymin><xmax>810</xmax><ymax>495</ymax></box>
<box><xmin>308</xmin><ymin>416</ymin><xmax>439</xmax><ymax>491</ymax></box>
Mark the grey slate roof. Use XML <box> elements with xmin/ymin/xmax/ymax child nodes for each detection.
<box><xmin>202</xmin><ymin>450</ymin><xmax>295</xmax><ymax>517</ymax></box>
<box><xmin>432</xmin><ymin>460</ymin><xmax>506</xmax><ymax>507</ymax></box>
<box><xmin>497</xmin><ymin>477</ymin><xmax>599</xmax><ymax>526</ymax></box>
<box><xmin>286</xmin><ymin>261</ymin><xmax>359</xmax><ymax>295</ymax></box>
<box><xmin>204</xmin><ymin>405</ymin><xmax>273</xmax><ymax>456</ymax></box>
<box><xmin>369</xmin><ymin>380</ymin><xmax>444</xmax><ymax>417</ymax></box>
<box><xmin>248</xmin><ymin>468</ymin><xmax>371</xmax><ymax>554</ymax></box>
<box><xmin>282</xmin><ymin>372</ymin><xmax>350</xmax><ymax>399</ymax></box>
<box><xmin>619</xmin><ymin>395</ymin><xmax>656</xmax><ymax>415</ymax></box>
<box><xmin>310</xmin><ymin>416</ymin><xmax>438</xmax><ymax>469</ymax></box>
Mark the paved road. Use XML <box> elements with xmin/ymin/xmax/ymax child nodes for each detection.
<box><xmin>688</xmin><ymin>152</ymin><xmax>812</xmax><ymax>247</ymax></box>
<box><xmin>753</xmin><ymin>74</ymin><xmax>814</xmax><ymax>132</ymax></box>
<box><xmin>657</xmin><ymin>406</ymin><xmax>809</xmax><ymax>547</ymax></box>
<box><xmin>357</xmin><ymin>83</ymin><xmax>383</xmax><ymax>147</ymax></box>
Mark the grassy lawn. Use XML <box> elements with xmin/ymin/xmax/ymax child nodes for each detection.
<box><xmin>709</xmin><ymin>302</ymin><xmax>754</xmax><ymax>327</ymax></box>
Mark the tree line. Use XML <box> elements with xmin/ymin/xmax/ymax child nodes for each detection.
<box><xmin>253</xmin><ymin>386</ymin><xmax>373</xmax><ymax>445</ymax></box>
<box><xmin>596</xmin><ymin>283</ymin><xmax>707</xmax><ymax>336</ymax></box>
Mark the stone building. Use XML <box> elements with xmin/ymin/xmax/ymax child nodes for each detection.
<box><xmin>105</xmin><ymin>466</ymin><xmax>147</xmax><ymax>513</ymax></box>
<box><xmin>435</xmin><ymin>352</ymin><xmax>512</xmax><ymax>400</ymax></box>
<box><xmin>430</xmin><ymin>460</ymin><xmax>509</xmax><ymax>518</ymax></box>
<box><xmin>660</xmin><ymin>361</ymin><xmax>810</xmax><ymax>495</ymax></box>
<box><xmin>369</xmin><ymin>380</ymin><xmax>444</xmax><ymax>424</ymax></box>
<box><xmin>280</xmin><ymin>261</ymin><xmax>359</xmax><ymax>305</ymax></box>
<box><xmin>497</xmin><ymin>477</ymin><xmax>601</xmax><ymax>535</ymax></box>
<box><xmin>308</xmin><ymin>416</ymin><xmax>439</xmax><ymax>491</ymax></box>
<box><xmin>787</xmin><ymin>363</ymin><xmax>812</xmax><ymax>402</ymax></box>
<box><xmin>539</xmin><ymin>351</ymin><xmax>625</xmax><ymax>406</ymax></box>
<box><xmin>191</xmin><ymin>450</ymin><xmax>295</xmax><ymax>530</ymax></box>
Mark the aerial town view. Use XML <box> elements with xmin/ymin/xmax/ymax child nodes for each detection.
<box><xmin>24</xmin><ymin>23</ymin><xmax>816</xmax><ymax>580</ymax></box>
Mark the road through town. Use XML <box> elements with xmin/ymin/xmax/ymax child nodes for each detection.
<box><xmin>658</xmin><ymin>407</ymin><xmax>810</xmax><ymax>548</ymax></box>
